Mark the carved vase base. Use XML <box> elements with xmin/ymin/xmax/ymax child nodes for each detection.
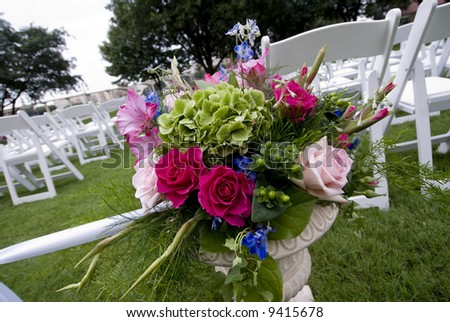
<box><xmin>201</xmin><ymin>204</ymin><xmax>339</xmax><ymax>302</ymax></box>
<box><xmin>289</xmin><ymin>285</ymin><xmax>314</xmax><ymax>302</ymax></box>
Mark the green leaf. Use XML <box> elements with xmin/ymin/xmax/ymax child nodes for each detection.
<box><xmin>213</xmin><ymin>106</ymin><xmax>230</xmax><ymax>120</ymax></box>
<box><xmin>231</xmin><ymin>127</ymin><xmax>250</xmax><ymax>143</ymax></box>
<box><xmin>255</xmin><ymin>255</ymin><xmax>283</xmax><ymax>302</ymax></box>
<box><xmin>227</xmin><ymin>72</ymin><xmax>239</xmax><ymax>87</ymax></box>
<box><xmin>269</xmin><ymin>185</ymin><xmax>317</xmax><ymax>240</ymax></box>
<box><xmin>225</xmin><ymin>264</ymin><xmax>245</xmax><ymax>284</ymax></box>
<box><xmin>198</xmin><ymin>225</ymin><xmax>229</xmax><ymax>253</ymax></box>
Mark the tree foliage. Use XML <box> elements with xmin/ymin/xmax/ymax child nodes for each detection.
<box><xmin>101</xmin><ymin>0</ymin><xmax>411</xmax><ymax>85</ymax></box>
<box><xmin>0</xmin><ymin>17</ymin><xmax>82</xmax><ymax>115</ymax></box>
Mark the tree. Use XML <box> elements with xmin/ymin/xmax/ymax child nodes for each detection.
<box><xmin>0</xmin><ymin>17</ymin><xmax>82</xmax><ymax>115</ymax></box>
<box><xmin>101</xmin><ymin>0</ymin><xmax>350</xmax><ymax>84</ymax></box>
<box><xmin>100</xmin><ymin>0</ymin><xmax>411</xmax><ymax>85</ymax></box>
<box><xmin>364</xmin><ymin>0</ymin><xmax>411</xmax><ymax>19</ymax></box>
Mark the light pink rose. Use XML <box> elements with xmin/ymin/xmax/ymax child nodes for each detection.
<box><xmin>290</xmin><ymin>136</ymin><xmax>353</xmax><ymax>204</ymax></box>
<box><xmin>132</xmin><ymin>154</ymin><xmax>162</xmax><ymax>210</ymax></box>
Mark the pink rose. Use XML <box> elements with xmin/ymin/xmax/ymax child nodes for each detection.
<box><xmin>290</xmin><ymin>136</ymin><xmax>353</xmax><ymax>203</ymax></box>
<box><xmin>132</xmin><ymin>154</ymin><xmax>162</xmax><ymax>210</ymax></box>
<box><xmin>198</xmin><ymin>166</ymin><xmax>253</xmax><ymax>227</ymax></box>
<box><xmin>155</xmin><ymin>146</ymin><xmax>206</xmax><ymax>208</ymax></box>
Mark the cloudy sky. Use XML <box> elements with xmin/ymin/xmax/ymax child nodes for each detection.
<box><xmin>1</xmin><ymin>0</ymin><xmax>118</xmax><ymax>100</ymax></box>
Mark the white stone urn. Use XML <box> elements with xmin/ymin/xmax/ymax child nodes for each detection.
<box><xmin>199</xmin><ymin>203</ymin><xmax>339</xmax><ymax>301</ymax></box>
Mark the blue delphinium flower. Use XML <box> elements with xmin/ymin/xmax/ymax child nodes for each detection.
<box><xmin>145</xmin><ymin>91</ymin><xmax>160</xmax><ymax>106</ymax></box>
<box><xmin>347</xmin><ymin>138</ymin><xmax>359</xmax><ymax>150</ymax></box>
<box><xmin>241</xmin><ymin>226</ymin><xmax>274</xmax><ymax>260</ymax></box>
<box><xmin>234</xmin><ymin>41</ymin><xmax>254</xmax><ymax>60</ymax></box>
<box><xmin>219</xmin><ymin>65</ymin><xmax>228</xmax><ymax>81</ymax></box>
<box><xmin>333</xmin><ymin>109</ymin><xmax>343</xmax><ymax>117</ymax></box>
<box><xmin>246</xmin><ymin>19</ymin><xmax>260</xmax><ymax>46</ymax></box>
<box><xmin>233</xmin><ymin>154</ymin><xmax>257</xmax><ymax>182</ymax></box>
<box><xmin>145</xmin><ymin>91</ymin><xmax>161</xmax><ymax>121</ymax></box>
<box><xmin>225</xmin><ymin>23</ymin><xmax>241</xmax><ymax>36</ymax></box>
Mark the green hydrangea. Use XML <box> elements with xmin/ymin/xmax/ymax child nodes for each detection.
<box><xmin>157</xmin><ymin>83</ymin><xmax>272</xmax><ymax>155</ymax></box>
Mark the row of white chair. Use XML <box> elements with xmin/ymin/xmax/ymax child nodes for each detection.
<box><xmin>52</xmin><ymin>99</ymin><xmax>124</xmax><ymax>165</ymax></box>
<box><xmin>0</xmin><ymin>97</ymin><xmax>125</xmax><ymax>206</ymax></box>
<box><xmin>262</xmin><ymin>0</ymin><xmax>450</xmax><ymax>209</ymax></box>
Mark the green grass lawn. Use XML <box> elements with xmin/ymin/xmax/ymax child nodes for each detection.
<box><xmin>0</xmin><ymin>112</ymin><xmax>449</xmax><ymax>301</ymax></box>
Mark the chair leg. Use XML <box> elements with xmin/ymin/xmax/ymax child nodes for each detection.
<box><xmin>412</xmin><ymin>62</ymin><xmax>433</xmax><ymax>168</ymax></box>
<box><xmin>0</xmin><ymin>159</ymin><xmax>22</xmax><ymax>205</ymax></box>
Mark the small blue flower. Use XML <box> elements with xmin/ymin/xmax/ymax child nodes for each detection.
<box><xmin>241</xmin><ymin>226</ymin><xmax>274</xmax><ymax>260</ymax></box>
<box><xmin>233</xmin><ymin>155</ymin><xmax>258</xmax><ymax>182</ymax></box>
<box><xmin>333</xmin><ymin>109</ymin><xmax>343</xmax><ymax>117</ymax></box>
<box><xmin>145</xmin><ymin>91</ymin><xmax>160</xmax><ymax>107</ymax></box>
<box><xmin>219</xmin><ymin>65</ymin><xmax>227</xmax><ymax>81</ymax></box>
<box><xmin>145</xmin><ymin>91</ymin><xmax>162</xmax><ymax>121</ymax></box>
<box><xmin>225</xmin><ymin>23</ymin><xmax>241</xmax><ymax>36</ymax></box>
<box><xmin>234</xmin><ymin>41</ymin><xmax>254</xmax><ymax>60</ymax></box>
<box><xmin>212</xmin><ymin>217</ymin><xmax>223</xmax><ymax>230</ymax></box>
<box><xmin>347</xmin><ymin>138</ymin><xmax>360</xmax><ymax>150</ymax></box>
<box><xmin>246</xmin><ymin>19</ymin><xmax>260</xmax><ymax>46</ymax></box>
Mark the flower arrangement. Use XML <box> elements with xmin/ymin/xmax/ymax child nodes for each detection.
<box><xmin>61</xmin><ymin>19</ymin><xmax>395</xmax><ymax>301</ymax></box>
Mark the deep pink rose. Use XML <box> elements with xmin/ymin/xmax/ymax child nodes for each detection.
<box><xmin>198</xmin><ymin>166</ymin><xmax>253</xmax><ymax>227</ymax></box>
<box><xmin>290</xmin><ymin>136</ymin><xmax>353</xmax><ymax>204</ymax></box>
<box><xmin>155</xmin><ymin>146</ymin><xmax>206</xmax><ymax>208</ymax></box>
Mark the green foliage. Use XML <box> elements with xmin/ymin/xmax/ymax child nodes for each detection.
<box><xmin>216</xmin><ymin>238</ymin><xmax>283</xmax><ymax>302</ymax></box>
<box><xmin>364</xmin><ymin>0</ymin><xmax>411</xmax><ymax>19</ymax></box>
<box><xmin>269</xmin><ymin>185</ymin><xmax>317</xmax><ymax>240</ymax></box>
<box><xmin>0</xmin><ymin>17</ymin><xmax>81</xmax><ymax>115</ymax></box>
<box><xmin>157</xmin><ymin>83</ymin><xmax>272</xmax><ymax>156</ymax></box>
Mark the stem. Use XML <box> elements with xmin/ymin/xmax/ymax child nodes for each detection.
<box><xmin>57</xmin><ymin>254</ymin><xmax>100</xmax><ymax>294</ymax></box>
<box><xmin>120</xmin><ymin>217</ymin><xmax>199</xmax><ymax>300</ymax></box>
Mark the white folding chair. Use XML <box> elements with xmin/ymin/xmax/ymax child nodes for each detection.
<box><xmin>97</xmin><ymin>97</ymin><xmax>125</xmax><ymax>126</ymax></box>
<box><xmin>95</xmin><ymin>97</ymin><xmax>125</xmax><ymax>149</ymax></box>
<box><xmin>56</xmin><ymin>102</ymin><xmax>111</xmax><ymax>165</ymax></box>
<box><xmin>387</xmin><ymin>22</ymin><xmax>446</xmax><ymax>80</ymax></box>
<box><xmin>380</xmin><ymin>1</ymin><xmax>450</xmax><ymax>183</ymax></box>
<box><xmin>436</xmin><ymin>38</ymin><xmax>450</xmax><ymax>76</ymax></box>
<box><xmin>261</xmin><ymin>9</ymin><xmax>401</xmax><ymax>101</ymax></box>
<box><xmin>0</xmin><ymin>114</ymin><xmax>57</xmax><ymax>205</ymax></box>
<box><xmin>261</xmin><ymin>8</ymin><xmax>402</xmax><ymax>209</ymax></box>
<box><xmin>18</xmin><ymin>111</ymin><xmax>84</xmax><ymax>182</ymax></box>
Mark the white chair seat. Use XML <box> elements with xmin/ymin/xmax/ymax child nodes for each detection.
<box><xmin>398</xmin><ymin>77</ymin><xmax>450</xmax><ymax>113</ymax></box>
<box><xmin>320</xmin><ymin>76</ymin><xmax>361</xmax><ymax>93</ymax></box>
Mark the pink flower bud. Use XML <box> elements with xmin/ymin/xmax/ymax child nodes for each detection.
<box><xmin>343</xmin><ymin>105</ymin><xmax>357</xmax><ymax>119</ymax></box>
<box><xmin>372</xmin><ymin>108</ymin><xmax>389</xmax><ymax>122</ymax></box>
<box><xmin>301</xmin><ymin>66</ymin><xmax>308</xmax><ymax>77</ymax></box>
<box><xmin>384</xmin><ymin>82</ymin><xmax>396</xmax><ymax>94</ymax></box>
